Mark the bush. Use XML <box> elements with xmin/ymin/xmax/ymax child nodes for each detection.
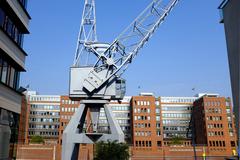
<box><xmin>30</xmin><ymin>135</ymin><xmax>44</xmax><ymax>144</ymax></box>
<box><xmin>94</xmin><ymin>140</ymin><xmax>129</xmax><ymax>160</ymax></box>
<box><xmin>170</xmin><ymin>135</ymin><xmax>184</xmax><ymax>145</ymax></box>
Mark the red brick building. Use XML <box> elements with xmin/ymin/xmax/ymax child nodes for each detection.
<box><xmin>131</xmin><ymin>93</ymin><xmax>238</xmax><ymax>159</ymax></box>
<box><xmin>193</xmin><ymin>94</ymin><xmax>237</xmax><ymax>156</ymax></box>
<box><xmin>17</xmin><ymin>92</ymin><xmax>238</xmax><ymax>160</ymax></box>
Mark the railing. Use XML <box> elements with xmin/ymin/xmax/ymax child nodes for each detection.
<box><xmin>17</xmin><ymin>0</ymin><xmax>28</xmax><ymax>9</ymax></box>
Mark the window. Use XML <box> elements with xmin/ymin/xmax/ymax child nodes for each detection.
<box><xmin>1</xmin><ymin>61</ymin><xmax>7</xmax><ymax>83</ymax></box>
<box><xmin>0</xmin><ymin>55</ymin><xmax>20</xmax><ymax>90</ymax></box>
<box><xmin>9</xmin><ymin>67</ymin><xmax>15</xmax><ymax>87</ymax></box>
<box><xmin>0</xmin><ymin>8</ymin><xmax>5</xmax><ymax>27</ymax></box>
<box><xmin>157</xmin><ymin>141</ymin><xmax>161</xmax><ymax>147</ymax></box>
<box><xmin>156</xmin><ymin>116</ymin><xmax>160</xmax><ymax>121</ymax></box>
<box><xmin>156</xmin><ymin>108</ymin><xmax>160</xmax><ymax>114</ymax></box>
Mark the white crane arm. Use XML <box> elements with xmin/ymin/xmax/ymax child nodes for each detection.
<box><xmin>83</xmin><ymin>0</ymin><xmax>179</xmax><ymax>92</ymax></box>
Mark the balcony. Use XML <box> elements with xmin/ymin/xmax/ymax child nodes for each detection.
<box><xmin>17</xmin><ymin>0</ymin><xmax>28</xmax><ymax>9</ymax></box>
<box><xmin>0</xmin><ymin>29</ymin><xmax>26</xmax><ymax>69</ymax></box>
<box><xmin>5</xmin><ymin>0</ymin><xmax>31</xmax><ymax>31</ymax></box>
<box><xmin>0</xmin><ymin>83</ymin><xmax>22</xmax><ymax>113</ymax></box>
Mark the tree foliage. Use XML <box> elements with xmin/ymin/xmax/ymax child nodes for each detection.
<box><xmin>30</xmin><ymin>135</ymin><xmax>44</xmax><ymax>144</ymax></box>
<box><xmin>170</xmin><ymin>136</ymin><xmax>184</xmax><ymax>145</ymax></box>
<box><xmin>94</xmin><ymin>140</ymin><xmax>129</xmax><ymax>160</ymax></box>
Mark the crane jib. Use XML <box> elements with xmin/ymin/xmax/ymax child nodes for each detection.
<box><xmin>82</xmin><ymin>0</ymin><xmax>179</xmax><ymax>93</ymax></box>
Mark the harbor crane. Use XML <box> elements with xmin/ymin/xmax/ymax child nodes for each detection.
<box><xmin>62</xmin><ymin>0</ymin><xmax>179</xmax><ymax>159</ymax></box>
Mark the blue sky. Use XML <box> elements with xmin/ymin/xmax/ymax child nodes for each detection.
<box><xmin>21</xmin><ymin>0</ymin><xmax>231</xmax><ymax>98</ymax></box>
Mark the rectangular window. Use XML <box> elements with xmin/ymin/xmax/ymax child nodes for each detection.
<box><xmin>0</xmin><ymin>8</ymin><xmax>5</xmax><ymax>27</ymax></box>
<box><xmin>0</xmin><ymin>57</ymin><xmax>2</xmax><ymax>78</ymax></box>
<box><xmin>1</xmin><ymin>61</ymin><xmax>8</xmax><ymax>83</ymax></box>
<box><xmin>14</xmin><ymin>71</ymin><xmax>20</xmax><ymax>89</ymax></box>
<box><xmin>9</xmin><ymin>67</ymin><xmax>15</xmax><ymax>88</ymax></box>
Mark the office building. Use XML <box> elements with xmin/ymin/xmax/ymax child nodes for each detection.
<box><xmin>131</xmin><ymin>93</ymin><xmax>237</xmax><ymax>159</ymax></box>
<box><xmin>160</xmin><ymin>96</ymin><xmax>197</xmax><ymax>139</ymax></box>
<box><xmin>26</xmin><ymin>92</ymin><xmax>60</xmax><ymax>144</ymax></box>
<box><xmin>0</xmin><ymin>0</ymin><xmax>30</xmax><ymax>158</ymax></box>
<box><xmin>193</xmin><ymin>94</ymin><xmax>237</xmax><ymax>156</ymax></box>
<box><xmin>219</xmin><ymin>0</ymin><xmax>240</xmax><ymax>145</ymax></box>
<box><xmin>17</xmin><ymin>92</ymin><xmax>238</xmax><ymax>159</ymax></box>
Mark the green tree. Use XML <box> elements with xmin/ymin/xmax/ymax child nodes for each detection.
<box><xmin>94</xmin><ymin>140</ymin><xmax>129</xmax><ymax>160</ymax></box>
<box><xmin>30</xmin><ymin>135</ymin><xmax>44</xmax><ymax>144</ymax></box>
<box><xmin>170</xmin><ymin>135</ymin><xmax>184</xmax><ymax>145</ymax></box>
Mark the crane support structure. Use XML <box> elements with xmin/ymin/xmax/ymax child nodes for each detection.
<box><xmin>63</xmin><ymin>0</ymin><xmax>179</xmax><ymax>159</ymax></box>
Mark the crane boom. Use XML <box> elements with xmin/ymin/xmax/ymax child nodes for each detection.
<box><xmin>83</xmin><ymin>0</ymin><xmax>179</xmax><ymax>92</ymax></box>
<box><xmin>73</xmin><ymin>0</ymin><xmax>97</xmax><ymax>67</ymax></box>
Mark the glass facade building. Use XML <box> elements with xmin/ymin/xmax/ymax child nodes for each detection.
<box><xmin>160</xmin><ymin>97</ymin><xmax>197</xmax><ymax>139</ymax></box>
<box><xmin>27</xmin><ymin>93</ymin><xmax>60</xmax><ymax>144</ymax></box>
<box><xmin>0</xmin><ymin>0</ymin><xmax>30</xmax><ymax>159</ymax></box>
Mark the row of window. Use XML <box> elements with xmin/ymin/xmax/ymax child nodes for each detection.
<box><xmin>163</xmin><ymin>126</ymin><xmax>188</xmax><ymax>132</ymax></box>
<box><xmin>98</xmin><ymin>119</ymin><xmax>130</xmax><ymax>125</ymax></box>
<box><xmin>162</xmin><ymin>106</ymin><xmax>192</xmax><ymax>111</ymax></box>
<box><xmin>61</xmin><ymin>107</ymin><xmax>78</xmax><ymax>113</ymax></box>
<box><xmin>29</xmin><ymin>118</ymin><xmax>59</xmax><ymax>123</ymax></box>
<box><xmin>163</xmin><ymin>120</ymin><xmax>190</xmax><ymax>125</ymax></box>
<box><xmin>30</xmin><ymin>96</ymin><xmax>60</xmax><ymax>102</ymax></box>
<box><xmin>134</xmin><ymin>115</ymin><xmax>151</xmax><ymax>121</ymax></box>
<box><xmin>0</xmin><ymin>8</ymin><xmax>24</xmax><ymax>47</ymax></box>
<box><xmin>29</xmin><ymin>124</ymin><xmax>59</xmax><ymax>129</ymax></box>
<box><xmin>29</xmin><ymin>131</ymin><xmax>59</xmax><ymax>136</ymax></box>
<box><xmin>61</xmin><ymin>99</ymin><xmax>79</xmax><ymax>105</ymax></box>
<box><xmin>161</xmin><ymin>97</ymin><xmax>196</xmax><ymax>103</ymax></box>
<box><xmin>206</xmin><ymin>116</ymin><xmax>222</xmax><ymax>121</ymax></box>
<box><xmin>0</xmin><ymin>55</ymin><xmax>20</xmax><ymax>90</ymax></box>
<box><xmin>113</xmin><ymin>112</ymin><xmax>130</xmax><ymax>118</ymax></box>
<box><xmin>204</xmin><ymin>101</ymin><xmax>221</xmax><ymax>107</ymax></box>
<box><xmin>134</xmin><ymin>131</ymin><xmax>151</xmax><ymax>137</ymax></box>
<box><xmin>208</xmin><ymin>131</ymin><xmax>224</xmax><ymax>136</ymax></box>
<box><xmin>134</xmin><ymin>123</ymin><xmax>151</xmax><ymax>128</ymax></box>
<box><xmin>30</xmin><ymin>104</ymin><xmax>60</xmax><ymax>110</ymax></box>
<box><xmin>205</xmin><ymin>108</ymin><xmax>222</xmax><ymax>114</ymax></box>
<box><xmin>207</xmin><ymin>123</ymin><xmax>223</xmax><ymax>129</ymax></box>
<box><xmin>134</xmin><ymin>108</ymin><xmax>150</xmax><ymax>114</ymax></box>
<box><xmin>110</xmin><ymin>106</ymin><xmax>130</xmax><ymax>111</ymax></box>
<box><xmin>163</xmin><ymin>133</ymin><xmax>187</xmax><ymax>138</ymax></box>
<box><xmin>30</xmin><ymin>111</ymin><xmax>59</xmax><ymax>116</ymax></box>
<box><xmin>135</xmin><ymin>141</ymin><xmax>152</xmax><ymax>147</ymax></box>
<box><xmin>61</xmin><ymin>115</ymin><xmax>72</xmax><ymax>120</ymax></box>
<box><xmin>135</xmin><ymin>101</ymin><xmax>151</xmax><ymax>106</ymax></box>
<box><xmin>162</xmin><ymin>113</ymin><xmax>191</xmax><ymax>118</ymax></box>
<box><xmin>209</xmin><ymin>140</ymin><xmax>225</xmax><ymax>147</ymax></box>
